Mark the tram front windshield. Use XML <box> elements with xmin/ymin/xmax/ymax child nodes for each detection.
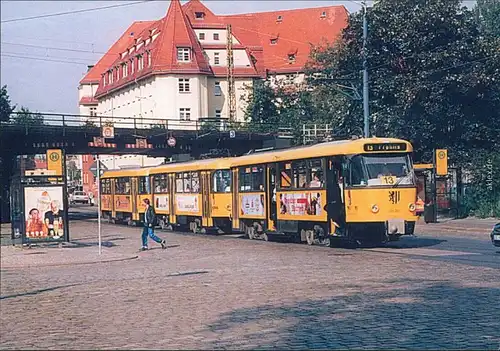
<box><xmin>350</xmin><ymin>153</ymin><xmax>414</xmax><ymax>186</ymax></box>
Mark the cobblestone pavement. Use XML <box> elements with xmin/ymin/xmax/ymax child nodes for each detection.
<box><xmin>1</xmin><ymin>219</ymin><xmax>499</xmax><ymax>350</ymax></box>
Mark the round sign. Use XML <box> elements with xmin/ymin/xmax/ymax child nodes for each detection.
<box><xmin>49</xmin><ymin>152</ymin><xmax>59</xmax><ymax>162</ymax></box>
<box><xmin>104</xmin><ymin>128</ymin><xmax>112</xmax><ymax>137</ymax></box>
<box><xmin>167</xmin><ymin>137</ymin><xmax>176</xmax><ymax>147</ymax></box>
<box><xmin>438</xmin><ymin>151</ymin><xmax>445</xmax><ymax>159</ymax></box>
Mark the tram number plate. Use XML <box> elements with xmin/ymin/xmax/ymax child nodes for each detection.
<box><xmin>494</xmin><ymin>235</ymin><xmax>500</xmax><ymax>241</ymax></box>
<box><xmin>380</xmin><ymin>176</ymin><xmax>396</xmax><ymax>185</ymax></box>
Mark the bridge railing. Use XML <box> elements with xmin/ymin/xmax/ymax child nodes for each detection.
<box><xmin>2</xmin><ymin>112</ymin><xmax>258</xmax><ymax>133</ymax></box>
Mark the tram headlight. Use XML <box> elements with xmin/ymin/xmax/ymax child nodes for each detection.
<box><xmin>371</xmin><ymin>204</ymin><xmax>379</xmax><ymax>213</ymax></box>
<box><xmin>408</xmin><ymin>203</ymin><xmax>416</xmax><ymax>212</ymax></box>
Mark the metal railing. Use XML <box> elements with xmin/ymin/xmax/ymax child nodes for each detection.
<box><xmin>1</xmin><ymin>112</ymin><xmax>262</xmax><ymax>134</ymax></box>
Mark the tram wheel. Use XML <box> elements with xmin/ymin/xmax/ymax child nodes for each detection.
<box><xmin>262</xmin><ymin>233</ymin><xmax>269</xmax><ymax>242</ymax></box>
<box><xmin>306</xmin><ymin>230</ymin><xmax>315</xmax><ymax>246</ymax></box>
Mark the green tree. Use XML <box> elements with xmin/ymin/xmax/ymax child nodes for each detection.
<box><xmin>306</xmin><ymin>0</ymin><xmax>500</xmax><ymax>163</ymax></box>
<box><xmin>12</xmin><ymin>107</ymin><xmax>44</xmax><ymax>125</ymax></box>
<box><xmin>0</xmin><ymin>85</ymin><xmax>14</xmax><ymax>122</ymax></box>
<box><xmin>476</xmin><ymin>0</ymin><xmax>500</xmax><ymax>37</ymax></box>
<box><xmin>243</xmin><ymin>79</ymin><xmax>281</xmax><ymax>133</ymax></box>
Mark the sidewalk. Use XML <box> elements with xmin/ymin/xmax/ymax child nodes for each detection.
<box><xmin>416</xmin><ymin>217</ymin><xmax>498</xmax><ymax>234</ymax></box>
<box><xmin>0</xmin><ymin>242</ymin><xmax>138</xmax><ymax>269</ymax></box>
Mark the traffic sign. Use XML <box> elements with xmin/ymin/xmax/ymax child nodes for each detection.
<box><xmin>46</xmin><ymin>149</ymin><xmax>63</xmax><ymax>176</ymax></box>
<box><xmin>136</xmin><ymin>138</ymin><xmax>147</xmax><ymax>148</ymax></box>
<box><xmin>102</xmin><ymin>126</ymin><xmax>114</xmax><ymax>139</ymax></box>
<box><xmin>229</xmin><ymin>130</ymin><xmax>236</xmax><ymax>138</ymax></box>
<box><xmin>167</xmin><ymin>137</ymin><xmax>176</xmax><ymax>147</ymax></box>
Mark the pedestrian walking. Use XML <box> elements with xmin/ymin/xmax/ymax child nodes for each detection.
<box><xmin>141</xmin><ymin>198</ymin><xmax>167</xmax><ymax>251</ymax></box>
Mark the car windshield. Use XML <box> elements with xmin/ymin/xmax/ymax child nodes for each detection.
<box><xmin>349</xmin><ymin>153</ymin><xmax>414</xmax><ymax>186</ymax></box>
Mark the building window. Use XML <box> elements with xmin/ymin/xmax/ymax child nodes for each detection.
<box><xmin>215</xmin><ymin>109</ymin><xmax>221</xmax><ymax>118</ymax></box>
<box><xmin>213</xmin><ymin>33</ymin><xmax>219</xmax><ymax>41</ymax></box>
<box><xmin>108</xmin><ymin>70</ymin><xmax>113</xmax><ymax>84</ymax></box>
<box><xmin>270</xmin><ymin>38</ymin><xmax>278</xmax><ymax>45</ymax></box>
<box><xmin>177</xmin><ymin>48</ymin><xmax>191</xmax><ymax>62</ymax></box>
<box><xmin>130</xmin><ymin>58</ymin><xmax>135</xmax><ymax>74</ymax></box>
<box><xmin>179</xmin><ymin>108</ymin><xmax>191</xmax><ymax>121</ymax></box>
<box><xmin>195</xmin><ymin>12</ymin><xmax>205</xmax><ymax>19</ymax></box>
<box><xmin>199</xmin><ymin>32</ymin><xmax>205</xmax><ymax>40</ymax></box>
<box><xmin>138</xmin><ymin>55</ymin><xmax>144</xmax><ymax>70</ymax></box>
<box><xmin>214</xmin><ymin>52</ymin><xmax>220</xmax><ymax>65</ymax></box>
<box><xmin>288</xmin><ymin>54</ymin><xmax>296</xmax><ymax>64</ymax></box>
<box><xmin>147</xmin><ymin>51</ymin><xmax>152</xmax><ymax>66</ymax></box>
<box><xmin>178</xmin><ymin>78</ymin><xmax>190</xmax><ymax>93</ymax></box>
<box><xmin>122</xmin><ymin>63</ymin><xmax>128</xmax><ymax>77</ymax></box>
<box><xmin>90</xmin><ymin>107</ymin><xmax>97</xmax><ymax>117</ymax></box>
<box><xmin>321</xmin><ymin>11</ymin><xmax>327</xmax><ymax>18</ymax></box>
<box><xmin>214</xmin><ymin>81</ymin><xmax>221</xmax><ymax>96</ymax></box>
<box><xmin>277</xmin><ymin>15</ymin><xmax>283</xmax><ymax>22</ymax></box>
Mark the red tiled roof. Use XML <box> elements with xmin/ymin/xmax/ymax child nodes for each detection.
<box><xmin>79</xmin><ymin>96</ymin><xmax>98</xmax><ymax>105</ymax></box>
<box><xmin>79</xmin><ymin>21</ymin><xmax>153</xmax><ymax>84</ymax></box>
<box><xmin>219</xmin><ymin>5</ymin><xmax>349</xmax><ymax>74</ymax></box>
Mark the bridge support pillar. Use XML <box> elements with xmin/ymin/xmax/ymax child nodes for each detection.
<box><xmin>0</xmin><ymin>154</ymin><xmax>15</xmax><ymax>224</ymax></box>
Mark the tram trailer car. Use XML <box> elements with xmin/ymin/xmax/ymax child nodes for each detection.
<box><xmin>229</xmin><ymin>137</ymin><xmax>419</xmax><ymax>246</ymax></box>
<box><xmin>149</xmin><ymin>158</ymin><xmax>234</xmax><ymax>234</ymax></box>
<box><xmin>100</xmin><ymin>158</ymin><xmax>234</xmax><ymax>234</ymax></box>
<box><xmin>100</xmin><ymin>168</ymin><xmax>153</xmax><ymax>226</ymax></box>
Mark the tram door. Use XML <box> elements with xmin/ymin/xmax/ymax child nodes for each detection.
<box><xmin>267</xmin><ymin>164</ymin><xmax>277</xmax><ymax>231</ymax></box>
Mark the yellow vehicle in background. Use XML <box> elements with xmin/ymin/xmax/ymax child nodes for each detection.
<box><xmin>100</xmin><ymin>167</ymin><xmax>152</xmax><ymax>226</ymax></box>
<box><xmin>230</xmin><ymin>137</ymin><xmax>418</xmax><ymax>246</ymax></box>
<box><xmin>100</xmin><ymin>158</ymin><xmax>234</xmax><ymax>233</ymax></box>
<box><xmin>149</xmin><ymin>158</ymin><xmax>233</xmax><ymax>233</ymax></box>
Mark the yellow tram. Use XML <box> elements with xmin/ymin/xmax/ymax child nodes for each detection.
<box><xmin>100</xmin><ymin>137</ymin><xmax>419</xmax><ymax>246</ymax></box>
<box><xmin>230</xmin><ymin>137</ymin><xmax>418</xmax><ymax>246</ymax></box>
<box><xmin>100</xmin><ymin>158</ymin><xmax>234</xmax><ymax>233</ymax></box>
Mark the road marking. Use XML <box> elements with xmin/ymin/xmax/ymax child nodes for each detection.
<box><xmin>365</xmin><ymin>248</ymin><xmax>480</xmax><ymax>257</ymax></box>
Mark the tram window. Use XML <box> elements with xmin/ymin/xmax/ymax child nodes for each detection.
<box><xmin>212</xmin><ymin>170</ymin><xmax>231</xmax><ymax>193</ymax></box>
<box><xmin>309</xmin><ymin>159</ymin><xmax>324</xmax><ymax>188</ymax></box>
<box><xmin>349</xmin><ymin>155</ymin><xmax>367</xmax><ymax>186</ymax></box>
<box><xmin>115</xmin><ymin>177</ymin><xmax>131</xmax><ymax>194</ymax></box>
<box><xmin>191</xmin><ymin>172</ymin><xmax>200</xmax><ymax>193</ymax></box>
<box><xmin>279</xmin><ymin>163</ymin><xmax>292</xmax><ymax>188</ymax></box>
<box><xmin>293</xmin><ymin>161</ymin><xmax>308</xmax><ymax>188</ymax></box>
<box><xmin>176</xmin><ymin>174</ymin><xmax>184</xmax><ymax>193</ymax></box>
<box><xmin>239</xmin><ymin>166</ymin><xmax>264</xmax><ymax>192</ymax></box>
<box><xmin>183</xmin><ymin>172</ymin><xmax>191</xmax><ymax>192</ymax></box>
<box><xmin>138</xmin><ymin>176</ymin><xmax>151</xmax><ymax>195</ymax></box>
<box><xmin>153</xmin><ymin>174</ymin><xmax>168</xmax><ymax>194</ymax></box>
<box><xmin>101</xmin><ymin>179</ymin><xmax>111</xmax><ymax>194</ymax></box>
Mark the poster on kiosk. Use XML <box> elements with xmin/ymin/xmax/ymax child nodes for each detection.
<box><xmin>24</xmin><ymin>186</ymin><xmax>66</xmax><ymax>241</ymax></box>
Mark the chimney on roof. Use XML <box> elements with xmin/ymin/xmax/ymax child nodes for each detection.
<box><xmin>87</xmin><ymin>65</ymin><xmax>94</xmax><ymax>72</ymax></box>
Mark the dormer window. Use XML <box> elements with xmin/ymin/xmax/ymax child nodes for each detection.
<box><xmin>147</xmin><ymin>50</ymin><xmax>152</xmax><ymax>66</ymax></box>
<box><xmin>195</xmin><ymin>12</ymin><xmax>205</xmax><ymax>19</ymax></box>
<box><xmin>199</xmin><ymin>32</ymin><xmax>205</xmax><ymax>40</ymax></box>
<box><xmin>321</xmin><ymin>11</ymin><xmax>326</xmax><ymax>18</ymax></box>
<box><xmin>213</xmin><ymin>33</ymin><xmax>220</xmax><ymax>41</ymax></box>
<box><xmin>122</xmin><ymin>63</ymin><xmax>128</xmax><ymax>78</ymax></box>
<box><xmin>130</xmin><ymin>58</ymin><xmax>135</xmax><ymax>74</ymax></box>
<box><xmin>177</xmin><ymin>47</ymin><xmax>191</xmax><ymax>62</ymax></box>
<box><xmin>276</xmin><ymin>15</ymin><xmax>283</xmax><ymax>22</ymax></box>
<box><xmin>270</xmin><ymin>38</ymin><xmax>278</xmax><ymax>45</ymax></box>
<box><xmin>138</xmin><ymin>55</ymin><xmax>144</xmax><ymax>71</ymax></box>
<box><xmin>288</xmin><ymin>54</ymin><xmax>296</xmax><ymax>63</ymax></box>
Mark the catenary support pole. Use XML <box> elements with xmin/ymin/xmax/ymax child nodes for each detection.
<box><xmin>362</xmin><ymin>0</ymin><xmax>370</xmax><ymax>138</ymax></box>
<box><xmin>97</xmin><ymin>154</ymin><xmax>101</xmax><ymax>255</ymax></box>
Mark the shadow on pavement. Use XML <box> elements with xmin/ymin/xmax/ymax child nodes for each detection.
<box><xmin>204</xmin><ymin>280</ymin><xmax>500</xmax><ymax>349</ymax></box>
<box><xmin>382</xmin><ymin>236</ymin><xmax>446</xmax><ymax>249</ymax></box>
<box><xmin>0</xmin><ymin>283</ymin><xmax>84</xmax><ymax>300</ymax></box>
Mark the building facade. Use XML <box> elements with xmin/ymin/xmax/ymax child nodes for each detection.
<box><xmin>77</xmin><ymin>0</ymin><xmax>347</xmax><ymax>166</ymax></box>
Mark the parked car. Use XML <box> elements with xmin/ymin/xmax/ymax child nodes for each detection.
<box><xmin>71</xmin><ymin>191</ymin><xmax>90</xmax><ymax>205</ymax></box>
<box><xmin>491</xmin><ymin>223</ymin><xmax>500</xmax><ymax>247</ymax></box>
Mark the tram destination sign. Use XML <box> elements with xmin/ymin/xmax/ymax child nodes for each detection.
<box><xmin>363</xmin><ymin>143</ymin><xmax>407</xmax><ymax>152</ymax></box>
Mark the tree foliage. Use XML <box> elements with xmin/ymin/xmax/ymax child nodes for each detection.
<box><xmin>11</xmin><ymin>107</ymin><xmax>44</xmax><ymax>125</ymax></box>
<box><xmin>476</xmin><ymin>0</ymin><xmax>500</xmax><ymax>37</ymax></box>
<box><xmin>0</xmin><ymin>85</ymin><xmax>14</xmax><ymax>122</ymax></box>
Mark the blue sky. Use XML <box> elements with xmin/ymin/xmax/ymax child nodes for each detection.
<box><xmin>0</xmin><ymin>1</ymin><xmax>476</xmax><ymax>114</ymax></box>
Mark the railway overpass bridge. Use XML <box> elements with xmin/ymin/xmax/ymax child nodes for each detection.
<box><xmin>0</xmin><ymin>112</ymin><xmax>291</xmax><ymax>222</ymax></box>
